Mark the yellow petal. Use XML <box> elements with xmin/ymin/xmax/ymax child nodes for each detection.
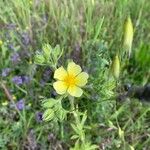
<box><xmin>67</xmin><ymin>85</ymin><xmax>83</xmax><ymax>97</ymax></box>
<box><xmin>67</xmin><ymin>62</ymin><xmax>81</xmax><ymax>76</ymax></box>
<box><xmin>75</xmin><ymin>72</ymin><xmax>89</xmax><ymax>87</ymax></box>
<box><xmin>54</xmin><ymin>66</ymin><xmax>68</xmax><ymax>80</ymax></box>
<box><xmin>53</xmin><ymin>81</ymin><xmax>67</xmax><ymax>95</ymax></box>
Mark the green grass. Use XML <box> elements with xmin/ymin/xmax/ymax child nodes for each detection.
<box><xmin>0</xmin><ymin>0</ymin><xmax>150</xmax><ymax>149</ymax></box>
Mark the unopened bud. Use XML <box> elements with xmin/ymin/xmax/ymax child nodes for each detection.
<box><xmin>111</xmin><ymin>55</ymin><xmax>120</xmax><ymax>79</ymax></box>
<box><xmin>123</xmin><ymin>16</ymin><xmax>134</xmax><ymax>58</ymax></box>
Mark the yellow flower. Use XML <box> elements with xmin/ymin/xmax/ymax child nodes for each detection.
<box><xmin>123</xmin><ymin>16</ymin><xmax>134</xmax><ymax>57</ymax></box>
<box><xmin>53</xmin><ymin>62</ymin><xmax>89</xmax><ymax>97</ymax></box>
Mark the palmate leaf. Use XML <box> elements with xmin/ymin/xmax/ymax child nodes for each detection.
<box><xmin>43</xmin><ymin>109</ymin><xmax>54</xmax><ymax>121</ymax></box>
<box><xmin>55</xmin><ymin>107</ymin><xmax>67</xmax><ymax>121</ymax></box>
<box><xmin>52</xmin><ymin>45</ymin><xmax>61</xmax><ymax>62</ymax></box>
<box><xmin>42</xmin><ymin>98</ymin><xmax>67</xmax><ymax>122</ymax></box>
<box><xmin>42</xmin><ymin>44</ymin><xmax>52</xmax><ymax>61</ymax></box>
<box><xmin>42</xmin><ymin>98</ymin><xmax>57</xmax><ymax>108</ymax></box>
<box><xmin>34</xmin><ymin>54</ymin><xmax>45</xmax><ymax>65</ymax></box>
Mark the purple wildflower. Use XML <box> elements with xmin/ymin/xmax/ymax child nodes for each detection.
<box><xmin>22</xmin><ymin>76</ymin><xmax>31</xmax><ymax>84</ymax></box>
<box><xmin>36</xmin><ymin>112</ymin><xmax>43</xmax><ymax>123</ymax></box>
<box><xmin>16</xmin><ymin>99</ymin><xmax>25</xmax><ymax>110</ymax></box>
<box><xmin>2</xmin><ymin>68</ymin><xmax>11</xmax><ymax>77</ymax></box>
<box><xmin>11</xmin><ymin>53</ymin><xmax>20</xmax><ymax>63</ymax></box>
<box><xmin>12</xmin><ymin>75</ymin><xmax>31</xmax><ymax>85</ymax></box>
<box><xmin>12</xmin><ymin>76</ymin><xmax>23</xmax><ymax>85</ymax></box>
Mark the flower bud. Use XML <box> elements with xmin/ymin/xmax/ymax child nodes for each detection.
<box><xmin>123</xmin><ymin>16</ymin><xmax>134</xmax><ymax>57</ymax></box>
<box><xmin>111</xmin><ymin>54</ymin><xmax>120</xmax><ymax>79</ymax></box>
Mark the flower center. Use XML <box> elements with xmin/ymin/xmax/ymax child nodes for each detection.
<box><xmin>64</xmin><ymin>74</ymin><xmax>76</xmax><ymax>87</ymax></box>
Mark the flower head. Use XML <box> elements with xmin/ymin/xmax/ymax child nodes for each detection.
<box><xmin>16</xmin><ymin>99</ymin><xmax>25</xmax><ymax>110</ymax></box>
<box><xmin>53</xmin><ymin>62</ymin><xmax>89</xmax><ymax>97</ymax></box>
<box><xmin>12</xmin><ymin>76</ymin><xmax>23</xmax><ymax>85</ymax></box>
<box><xmin>12</xmin><ymin>75</ymin><xmax>31</xmax><ymax>85</ymax></box>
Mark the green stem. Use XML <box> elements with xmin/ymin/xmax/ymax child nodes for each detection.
<box><xmin>69</xmin><ymin>96</ymin><xmax>75</xmax><ymax>111</ymax></box>
<box><xmin>60</xmin><ymin>121</ymin><xmax>64</xmax><ymax>140</ymax></box>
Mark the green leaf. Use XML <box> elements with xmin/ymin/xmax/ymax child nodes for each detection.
<box><xmin>71</xmin><ymin>135</ymin><xmax>79</xmax><ymax>140</ymax></box>
<box><xmin>129</xmin><ymin>145</ymin><xmax>135</xmax><ymax>150</ymax></box>
<box><xmin>42</xmin><ymin>99</ymin><xmax>57</xmax><ymax>108</ymax></box>
<box><xmin>71</xmin><ymin>123</ymin><xmax>81</xmax><ymax>135</ymax></box>
<box><xmin>54</xmin><ymin>102</ymin><xmax>67</xmax><ymax>121</ymax></box>
<box><xmin>81</xmin><ymin>112</ymin><xmax>87</xmax><ymax>126</ymax></box>
<box><xmin>82</xmin><ymin>141</ymin><xmax>98</xmax><ymax>150</ymax></box>
<box><xmin>57</xmin><ymin>109</ymin><xmax>67</xmax><ymax>121</ymax></box>
<box><xmin>43</xmin><ymin>44</ymin><xmax>51</xmax><ymax>61</ymax></box>
<box><xmin>43</xmin><ymin>109</ymin><xmax>54</xmax><ymax>121</ymax></box>
<box><xmin>70</xmin><ymin>140</ymin><xmax>80</xmax><ymax>150</ymax></box>
<box><xmin>118</xmin><ymin>126</ymin><xmax>124</xmax><ymax>140</ymax></box>
<box><xmin>88</xmin><ymin>144</ymin><xmax>99</xmax><ymax>150</ymax></box>
<box><xmin>34</xmin><ymin>54</ymin><xmax>45</xmax><ymax>64</ymax></box>
<box><xmin>42</xmin><ymin>98</ymin><xmax>67</xmax><ymax>122</ymax></box>
<box><xmin>52</xmin><ymin>45</ymin><xmax>62</xmax><ymax>62</ymax></box>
